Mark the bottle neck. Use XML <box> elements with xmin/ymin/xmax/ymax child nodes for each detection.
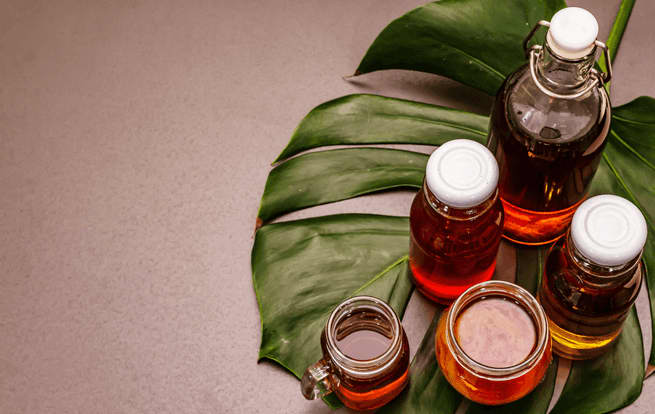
<box><xmin>566</xmin><ymin>231</ymin><xmax>641</xmax><ymax>285</ymax></box>
<box><xmin>422</xmin><ymin>180</ymin><xmax>497</xmax><ymax>220</ymax></box>
<box><xmin>536</xmin><ymin>42</ymin><xmax>596</xmax><ymax>93</ymax></box>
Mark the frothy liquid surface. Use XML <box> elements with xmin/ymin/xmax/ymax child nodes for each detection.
<box><xmin>455</xmin><ymin>298</ymin><xmax>536</xmax><ymax>368</ymax></box>
<box><xmin>336</xmin><ymin>330</ymin><xmax>392</xmax><ymax>361</ymax></box>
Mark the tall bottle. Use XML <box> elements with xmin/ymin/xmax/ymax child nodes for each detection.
<box><xmin>487</xmin><ymin>7</ymin><xmax>612</xmax><ymax>245</ymax></box>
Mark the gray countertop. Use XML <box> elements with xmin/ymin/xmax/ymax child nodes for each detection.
<box><xmin>1</xmin><ymin>0</ymin><xmax>653</xmax><ymax>413</ymax></box>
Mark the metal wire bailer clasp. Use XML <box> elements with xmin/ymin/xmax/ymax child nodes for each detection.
<box><xmin>521</xmin><ymin>20</ymin><xmax>612</xmax><ymax>100</ymax></box>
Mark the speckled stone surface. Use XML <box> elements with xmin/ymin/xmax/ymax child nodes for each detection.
<box><xmin>1</xmin><ymin>0</ymin><xmax>654</xmax><ymax>413</ymax></box>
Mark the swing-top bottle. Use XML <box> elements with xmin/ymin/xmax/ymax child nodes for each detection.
<box><xmin>487</xmin><ymin>7</ymin><xmax>612</xmax><ymax>245</ymax></box>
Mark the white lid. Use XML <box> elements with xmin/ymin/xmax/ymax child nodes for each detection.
<box><xmin>547</xmin><ymin>7</ymin><xmax>598</xmax><ymax>59</ymax></box>
<box><xmin>571</xmin><ymin>195</ymin><xmax>647</xmax><ymax>266</ymax></box>
<box><xmin>425</xmin><ymin>139</ymin><xmax>499</xmax><ymax>208</ymax></box>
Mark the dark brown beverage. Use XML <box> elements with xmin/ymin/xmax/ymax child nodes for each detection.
<box><xmin>336</xmin><ymin>329</ymin><xmax>392</xmax><ymax>360</ymax></box>
<box><xmin>488</xmin><ymin>68</ymin><xmax>610</xmax><ymax>245</ymax></box>
<box><xmin>323</xmin><ymin>324</ymin><xmax>409</xmax><ymax>410</ymax></box>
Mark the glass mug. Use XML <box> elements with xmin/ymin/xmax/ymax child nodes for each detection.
<box><xmin>435</xmin><ymin>281</ymin><xmax>552</xmax><ymax>405</ymax></box>
<box><xmin>301</xmin><ymin>296</ymin><xmax>410</xmax><ymax>411</ymax></box>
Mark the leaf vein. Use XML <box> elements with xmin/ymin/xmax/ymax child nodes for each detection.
<box><xmin>602</xmin><ymin>153</ymin><xmax>655</xmax><ymax>231</ymax></box>
<box><xmin>371</xmin><ymin>112</ymin><xmax>488</xmax><ymax>136</ymax></box>
<box><xmin>352</xmin><ymin>255</ymin><xmax>409</xmax><ymax>296</ymax></box>
<box><xmin>612</xmin><ymin>114</ymin><xmax>655</xmax><ymax>127</ymax></box>
<box><xmin>261</xmin><ymin>228</ymin><xmax>409</xmax><ymax>262</ymax></box>
<box><xmin>610</xmin><ymin>129</ymin><xmax>655</xmax><ymax>171</ymax></box>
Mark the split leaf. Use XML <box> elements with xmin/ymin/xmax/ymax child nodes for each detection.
<box><xmin>356</xmin><ymin>0</ymin><xmax>566</xmax><ymax>95</ymax></box>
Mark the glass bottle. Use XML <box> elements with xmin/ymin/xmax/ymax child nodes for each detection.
<box><xmin>487</xmin><ymin>7</ymin><xmax>612</xmax><ymax>245</ymax></box>
<box><xmin>300</xmin><ymin>296</ymin><xmax>410</xmax><ymax>411</ymax></box>
<box><xmin>537</xmin><ymin>195</ymin><xmax>647</xmax><ymax>359</ymax></box>
<box><xmin>409</xmin><ymin>139</ymin><xmax>504</xmax><ymax>304</ymax></box>
<box><xmin>435</xmin><ymin>281</ymin><xmax>552</xmax><ymax>405</ymax></box>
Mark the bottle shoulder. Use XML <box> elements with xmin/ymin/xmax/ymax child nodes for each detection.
<box><xmin>411</xmin><ymin>187</ymin><xmax>502</xmax><ymax>223</ymax></box>
<box><xmin>545</xmin><ymin>236</ymin><xmax>643</xmax><ymax>289</ymax></box>
<box><xmin>498</xmin><ymin>65</ymin><xmax>611</xmax><ymax>145</ymax></box>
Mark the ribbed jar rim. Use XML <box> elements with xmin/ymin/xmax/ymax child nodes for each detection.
<box><xmin>325</xmin><ymin>295</ymin><xmax>403</xmax><ymax>379</ymax></box>
<box><xmin>445</xmin><ymin>281</ymin><xmax>549</xmax><ymax>379</ymax></box>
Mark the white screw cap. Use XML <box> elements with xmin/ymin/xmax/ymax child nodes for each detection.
<box><xmin>547</xmin><ymin>7</ymin><xmax>598</xmax><ymax>59</ymax></box>
<box><xmin>571</xmin><ymin>195</ymin><xmax>647</xmax><ymax>266</ymax></box>
<box><xmin>425</xmin><ymin>139</ymin><xmax>499</xmax><ymax>209</ymax></box>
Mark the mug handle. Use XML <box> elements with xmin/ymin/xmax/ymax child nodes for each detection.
<box><xmin>301</xmin><ymin>358</ymin><xmax>335</xmax><ymax>400</ymax></box>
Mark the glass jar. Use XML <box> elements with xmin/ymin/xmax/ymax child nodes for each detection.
<box><xmin>487</xmin><ymin>7</ymin><xmax>612</xmax><ymax>245</ymax></box>
<box><xmin>538</xmin><ymin>195</ymin><xmax>647</xmax><ymax>359</ymax></box>
<box><xmin>435</xmin><ymin>281</ymin><xmax>552</xmax><ymax>405</ymax></box>
<box><xmin>410</xmin><ymin>139</ymin><xmax>504</xmax><ymax>304</ymax></box>
<box><xmin>300</xmin><ymin>296</ymin><xmax>410</xmax><ymax>411</ymax></box>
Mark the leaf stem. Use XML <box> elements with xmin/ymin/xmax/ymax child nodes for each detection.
<box><xmin>608</xmin><ymin>0</ymin><xmax>636</xmax><ymax>63</ymax></box>
<box><xmin>352</xmin><ymin>255</ymin><xmax>409</xmax><ymax>296</ymax></box>
<box><xmin>599</xmin><ymin>0</ymin><xmax>636</xmax><ymax>92</ymax></box>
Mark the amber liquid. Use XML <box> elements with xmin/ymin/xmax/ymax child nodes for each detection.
<box><xmin>455</xmin><ymin>297</ymin><xmax>536</xmax><ymax>368</ymax></box>
<box><xmin>322</xmin><ymin>310</ymin><xmax>410</xmax><ymax>411</ymax></box>
<box><xmin>409</xmin><ymin>188</ymin><xmax>503</xmax><ymax>304</ymax></box>
<box><xmin>436</xmin><ymin>296</ymin><xmax>551</xmax><ymax>405</ymax></box>
<box><xmin>488</xmin><ymin>67</ymin><xmax>610</xmax><ymax>245</ymax></box>
<box><xmin>538</xmin><ymin>237</ymin><xmax>642</xmax><ymax>359</ymax></box>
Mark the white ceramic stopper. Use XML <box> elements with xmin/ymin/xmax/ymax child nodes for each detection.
<box><xmin>425</xmin><ymin>139</ymin><xmax>499</xmax><ymax>209</ymax></box>
<box><xmin>547</xmin><ymin>7</ymin><xmax>598</xmax><ymax>59</ymax></box>
<box><xmin>571</xmin><ymin>195</ymin><xmax>647</xmax><ymax>266</ymax></box>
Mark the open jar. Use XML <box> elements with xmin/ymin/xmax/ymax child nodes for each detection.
<box><xmin>300</xmin><ymin>296</ymin><xmax>410</xmax><ymax>411</ymax></box>
<box><xmin>435</xmin><ymin>281</ymin><xmax>552</xmax><ymax>405</ymax></box>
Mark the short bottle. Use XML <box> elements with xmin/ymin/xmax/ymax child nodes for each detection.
<box><xmin>487</xmin><ymin>7</ymin><xmax>612</xmax><ymax>245</ymax></box>
<box><xmin>537</xmin><ymin>194</ymin><xmax>647</xmax><ymax>359</ymax></box>
<box><xmin>435</xmin><ymin>281</ymin><xmax>552</xmax><ymax>405</ymax></box>
<box><xmin>409</xmin><ymin>139</ymin><xmax>504</xmax><ymax>304</ymax></box>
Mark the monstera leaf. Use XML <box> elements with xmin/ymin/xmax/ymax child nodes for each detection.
<box><xmin>274</xmin><ymin>94</ymin><xmax>487</xmax><ymax>162</ymax></box>
<box><xmin>355</xmin><ymin>0</ymin><xmax>566</xmax><ymax>95</ymax></box>
<box><xmin>258</xmin><ymin>148</ymin><xmax>427</xmax><ymax>224</ymax></box>
<box><xmin>257</xmin><ymin>95</ymin><xmax>489</xmax><ymax>225</ymax></box>
<box><xmin>252</xmin><ymin>0</ymin><xmax>651</xmax><ymax>412</ymax></box>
